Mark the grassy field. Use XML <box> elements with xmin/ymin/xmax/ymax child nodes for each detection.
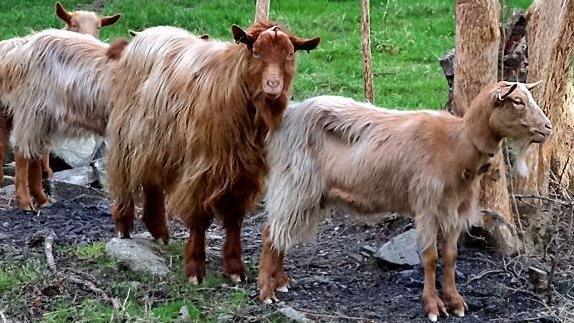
<box><xmin>0</xmin><ymin>0</ymin><xmax>531</xmax><ymax>109</ymax></box>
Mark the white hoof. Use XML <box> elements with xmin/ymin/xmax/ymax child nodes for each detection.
<box><xmin>188</xmin><ymin>276</ymin><xmax>199</xmax><ymax>285</ymax></box>
<box><xmin>229</xmin><ymin>274</ymin><xmax>242</xmax><ymax>283</ymax></box>
<box><xmin>263</xmin><ymin>298</ymin><xmax>273</xmax><ymax>304</ymax></box>
<box><xmin>428</xmin><ymin>314</ymin><xmax>438</xmax><ymax>322</ymax></box>
<box><xmin>275</xmin><ymin>285</ymin><xmax>289</xmax><ymax>293</ymax></box>
<box><xmin>454</xmin><ymin>309</ymin><xmax>465</xmax><ymax>317</ymax></box>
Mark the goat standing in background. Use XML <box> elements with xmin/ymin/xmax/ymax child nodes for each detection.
<box><xmin>0</xmin><ymin>30</ymin><xmax>126</xmax><ymax>210</ymax></box>
<box><xmin>107</xmin><ymin>22</ymin><xmax>319</xmax><ymax>284</ymax></box>
<box><xmin>258</xmin><ymin>82</ymin><xmax>551</xmax><ymax>321</ymax></box>
<box><xmin>0</xmin><ymin>2</ymin><xmax>121</xmax><ymax>210</ymax></box>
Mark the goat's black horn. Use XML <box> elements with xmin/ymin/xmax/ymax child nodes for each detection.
<box><xmin>500</xmin><ymin>83</ymin><xmax>518</xmax><ymax>99</ymax></box>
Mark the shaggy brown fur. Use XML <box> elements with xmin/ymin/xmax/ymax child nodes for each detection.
<box><xmin>257</xmin><ymin>82</ymin><xmax>551</xmax><ymax>320</ymax></box>
<box><xmin>107</xmin><ymin>21</ymin><xmax>319</xmax><ymax>284</ymax></box>
<box><xmin>0</xmin><ymin>3</ymin><xmax>120</xmax><ymax>210</ymax></box>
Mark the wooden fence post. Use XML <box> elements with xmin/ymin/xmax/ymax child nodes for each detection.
<box><xmin>360</xmin><ymin>0</ymin><xmax>374</xmax><ymax>103</ymax></box>
<box><xmin>255</xmin><ymin>0</ymin><xmax>271</xmax><ymax>23</ymax></box>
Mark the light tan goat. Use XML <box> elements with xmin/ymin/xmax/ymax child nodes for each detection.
<box><xmin>0</xmin><ymin>2</ymin><xmax>121</xmax><ymax>210</ymax></box>
<box><xmin>0</xmin><ymin>30</ymin><xmax>125</xmax><ymax>209</ymax></box>
<box><xmin>258</xmin><ymin>81</ymin><xmax>552</xmax><ymax>321</ymax></box>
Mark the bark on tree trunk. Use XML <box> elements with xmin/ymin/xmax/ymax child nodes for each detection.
<box><xmin>254</xmin><ymin>0</ymin><xmax>271</xmax><ymax>23</ymax></box>
<box><xmin>514</xmin><ymin>0</ymin><xmax>574</xmax><ymax>251</ymax></box>
<box><xmin>454</xmin><ymin>0</ymin><xmax>518</xmax><ymax>253</ymax></box>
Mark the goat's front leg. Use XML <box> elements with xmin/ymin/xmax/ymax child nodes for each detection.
<box><xmin>441</xmin><ymin>233</ymin><xmax>468</xmax><ymax>317</ymax></box>
<box><xmin>15</xmin><ymin>152</ymin><xmax>34</xmax><ymax>210</ymax></box>
<box><xmin>142</xmin><ymin>183</ymin><xmax>169</xmax><ymax>244</ymax></box>
<box><xmin>185</xmin><ymin>213</ymin><xmax>212</xmax><ymax>285</ymax></box>
<box><xmin>422</xmin><ymin>242</ymin><xmax>447</xmax><ymax>322</ymax></box>
<box><xmin>112</xmin><ymin>197</ymin><xmax>135</xmax><ymax>238</ymax></box>
<box><xmin>222</xmin><ymin>215</ymin><xmax>246</xmax><ymax>283</ymax></box>
<box><xmin>28</xmin><ymin>157</ymin><xmax>50</xmax><ymax>207</ymax></box>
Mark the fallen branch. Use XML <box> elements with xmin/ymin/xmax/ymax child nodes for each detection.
<box><xmin>295</xmin><ymin>308</ymin><xmax>376</xmax><ymax>322</ymax></box>
<box><xmin>36</xmin><ymin>230</ymin><xmax>121</xmax><ymax>310</ymax></box>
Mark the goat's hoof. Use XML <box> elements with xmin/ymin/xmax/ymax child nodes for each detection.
<box><xmin>117</xmin><ymin>231</ymin><xmax>131</xmax><ymax>239</ymax></box>
<box><xmin>453</xmin><ymin>309</ymin><xmax>465</xmax><ymax>317</ymax></box>
<box><xmin>275</xmin><ymin>285</ymin><xmax>289</xmax><ymax>293</ymax></box>
<box><xmin>155</xmin><ymin>238</ymin><xmax>168</xmax><ymax>245</ymax></box>
<box><xmin>427</xmin><ymin>314</ymin><xmax>438</xmax><ymax>322</ymax></box>
<box><xmin>229</xmin><ymin>274</ymin><xmax>242</xmax><ymax>283</ymax></box>
<box><xmin>188</xmin><ymin>276</ymin><xmax>199</xmax><ymax>285</ymax></box>
<box><xmin>262</xmin><ymin>298</ymin><xmax>273</xmax><ymax>304</ymax></box>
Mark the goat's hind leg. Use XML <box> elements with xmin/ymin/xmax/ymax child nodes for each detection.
<box><xmin>258</xmin><ymin>224</ymin><xmax>288</xmax><ymax>303</ymax></box>
<box><xmin>112</xmin><ymin>197</ymin><xmax>135</xmax><ymax>239</ymax></box>
<box><xmin>15</xmin><ymin>152</ymin><xmax>34</xmax><ymax>210</ymax></box>
<box><xmin>142</xmin><ymin>183</ymin><xmax>169</xmax><ymax>244</ymax></box>
<box><xmin>28</xmin><ymin>157</ymin><xmax>50</xmax><ymax>207</ymax></box>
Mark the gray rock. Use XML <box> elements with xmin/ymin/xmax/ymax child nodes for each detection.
<box><xmin>375</xmin><ymin>229</ymin><xmax>420</xmax><ymax>268</ymax></box>
<box><xmin>105</xmin><ymin>237</ymin><xmax>170</xmax><ymax>277</ymax></box>
<box><xmin>52</xmin><ymin>166</ymin><xmax>97</xmax><ymax>187</ymax></box>
<box><xmin>52</xmin><ymin>136</ymin><xmax>103</xmax><ymax>168</ymax></box>
<box><xmin>279</xmin><ymin>307</ymin><xmax>312</xmax><ymax>323</ymax></box>
<box><xmin>91</xmin><ymin>157</ymin><xmax>107</xmax><ymax>190</ymax></box>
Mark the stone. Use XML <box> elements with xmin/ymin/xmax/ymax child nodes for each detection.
<box><xmin>91</xmin><ymin>157</ymin><xmax>107</xmax><ymax>190</ymax></box>
<box><xmin>105</xmin><ymin>237</ymin><xmax>170</xmax><ymax>277</ymax></box>
<box><xmin>52</xmin><ymin>136</ymin><xmax>103</xmax><ymax>168</ymax></box>
<box><xmin>375</xmin><ymin>229</ymin><xmax>420</xmax><ymax>268</ymax></box>
<box><xmin>52</xmin><ymin>166</ymin><xmax>97</xmax><ymax>187</ymax></box>
<box><xmin>278</xmin><ymin>307</ymin><xmax>311</xmax><ymax>323</ymax></box>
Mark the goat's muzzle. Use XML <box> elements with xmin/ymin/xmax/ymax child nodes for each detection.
<box><xmin>531</xmin><ymin>122</ymin><xmax>552</xmax><ymax>143</ymax></box>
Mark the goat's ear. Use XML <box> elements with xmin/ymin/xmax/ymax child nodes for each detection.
<box><xmin>55</xmin><ymin>2</ymin><xmax>72</xmax><ymax>25</ymax></box>
<box><xmin>232</xmin><ymin>25</ymin><xmax>255</xmax><ymax>47</ymax></box>
<box><xmin>101</xmin><ymin>14</ymin><xmax>121</xmax><ymax>27</ymax></box>
<box><xmin>526</xmin><ymin>80</ymin><xmax>542</xmax><ymax>90</ymax></box>
<box><xmin>291</xmin><ymin>36</ymin><xmax>321</xmax><ymax>52</ymax></box>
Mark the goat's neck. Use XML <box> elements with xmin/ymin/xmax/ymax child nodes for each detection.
<box><xmin>462</xmin><ymin>97</ymin><xmax>502</xmax><ymax>158</ymax></box>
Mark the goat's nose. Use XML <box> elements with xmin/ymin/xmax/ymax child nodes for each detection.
<box><xmin>267</xmin><ymin>79</ymin><xmax>280</xmax><ymax>88</ymax></box>
<box><xmin>545</xmin><ymin>123</ymin><xmax>552</xmax><ymax>130</ymax></box>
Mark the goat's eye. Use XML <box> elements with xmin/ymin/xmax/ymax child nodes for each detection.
<box><xmin>97</xmin><ymin>26</ymin><xmax>101</xmax><ymax>30</ymax></box>
<box><xmin>513</xmin><ymin>98</ymin><xmax>525</xmax><ymax>106</ymax></box>
<box><xmin>287</xmin><ymin>52</ymin><xmax>294</xmax><ymax>60</ymax></box>
<box><xmin>252</xmin><ymin>50</ymin><xmax>261</xmax><ymax>59</ymax></box>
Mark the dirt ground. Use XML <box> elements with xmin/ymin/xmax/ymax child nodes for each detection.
<box><xmin>0</xmin><ymin>183</ymin><xmax>572</xmax><ymax>322</ymax></box>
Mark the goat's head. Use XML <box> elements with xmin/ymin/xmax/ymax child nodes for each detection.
<box><xmin>232</xmin><ymin>22</ymin><xmax>320</xmax><ymax>100</ymax></box>
<box><xmin>489</xmin><ymin>81</ymin><xmax>552</xmax><ymax>176</ymax></box>
<box><xmin>490</xmin><ymin>81</ymin><xmax>552</xmax><ymax>144</ymax></box>
<box><xmin>56</xmin><ymin>2</ymin><xmax>121</xmax><ymax>38</ymax></box>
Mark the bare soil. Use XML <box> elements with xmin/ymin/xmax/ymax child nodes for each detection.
<box><xmin>0</xmin><ymin>183</ymin><xmax>572</xmax><ymax>322</ymax></box>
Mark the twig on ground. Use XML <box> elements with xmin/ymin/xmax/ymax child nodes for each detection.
<box><xmin>295</xmin><ymin>308</ymin><xmax>376</xmax><ymax>322</ymax></box>
<box><xmin>43</xmin><ymin>230</ymin><xmax>57</xmax><ymax>272</ymax></box>
<box><xmin>514</xmin><ymin>194</ymin><xmax>572</xmax><ymax>206</ymax></box>
<box><xmin>464</xmin><ymin>269</ymin><xmax>504</xmax><ymax>286</ymax></box>
<box><xmin>547</xmin><ymin>255</ymin><xmax>556</xmax><ymax>305</ymax></box>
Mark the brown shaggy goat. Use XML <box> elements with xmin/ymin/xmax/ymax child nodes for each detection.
<box><xmin>0</xmin><ymin>2</ymin><xmax>121</xmax><ymax>210</ymax></box>
<box><xmin>257</xmin><ymin>82</ymin><xmax>552</xmax><ymax>321</ymax></box>
<box><xmin>0</xmin><ymin>30</ymin><xmax>123</xmax><ymax>210</ymax></box>
<box><xmin>107</xmin><ymin>22</ymin><xmax>320</xmax><ymax>284</ymax></box>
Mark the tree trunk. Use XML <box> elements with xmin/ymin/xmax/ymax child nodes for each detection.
<box><xmin>360</xmin><ymin>0</ymin><xmax>374</xmax><ymax>103</ymax></box>
<box><xmin>514</xmin><ymin>0</ymin><xmax>574</xmax><ymax>250</ymax></box>
<box><xmin>254</xmin><ymin>0</ymin><xmax>271</xmax><ymax>23</ymax></box>
<box><xmin>454</xmin><ymin>0</ymin><xmax>517</xmax><ymax>253</ymax></box>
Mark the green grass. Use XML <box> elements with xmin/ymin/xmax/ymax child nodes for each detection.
<box><xmin>0</xmin><ymin>0</ymin><xmax>532</xmax><ymax>109</ymax></box>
